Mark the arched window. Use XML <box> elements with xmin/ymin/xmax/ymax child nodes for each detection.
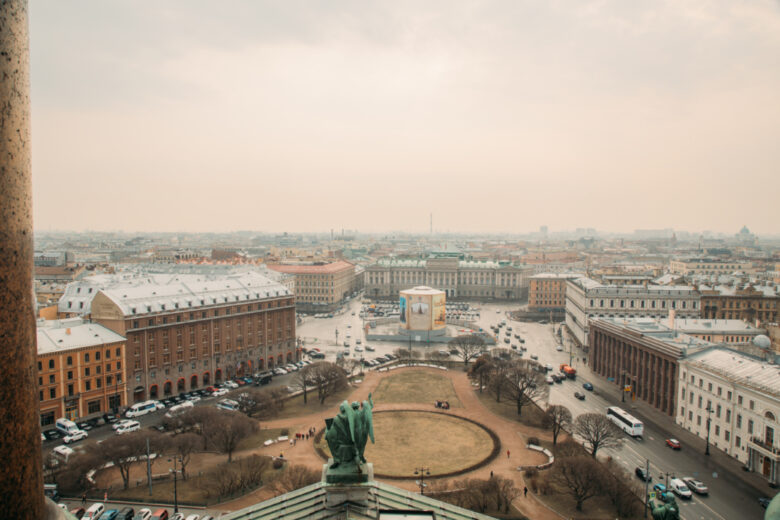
<box><xmin>766</xmin><ymin>411</ymin><xmax>776</xmax><ymax>422</ymax></box>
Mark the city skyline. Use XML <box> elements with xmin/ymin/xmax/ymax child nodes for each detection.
<box><xmin>30</xmin><ymin>1</ymin><xmax>780</xmax><ymax>234</ymax></box>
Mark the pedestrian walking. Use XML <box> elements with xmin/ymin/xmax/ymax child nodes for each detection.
<box><xmin>103</xmin><ymin>491</ymin><xmax>107</xmax><ymax>502</ymax></box>
<box><xmin>489</xmin><ymin>470</ymin><xmax>493</xmax><ymax>479</ymax></box>
<box><xmin>523</xmin><ymin>486</ymin><xmax>528</xmax><ymax>497</ymax></box>
<box><xmin>81</xmin><ymin>493</ymin><xmax>86</xmax><ymax>506</ymax></box>
<box><xmin>506</xmin><ymin>450</ymin><xmax>510</xmax><ymax>459</ymax></box>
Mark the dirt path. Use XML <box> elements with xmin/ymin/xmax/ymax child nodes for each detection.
<box><xmin>217</xmin><ymin>367</ymin><xmax>562</xmax><ymax>519</ymax></box>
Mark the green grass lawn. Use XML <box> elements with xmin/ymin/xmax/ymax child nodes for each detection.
<box><xmin>372</xmin><ymin>369</ymin><xmax>462</xmax><ymax>407</ymax></box>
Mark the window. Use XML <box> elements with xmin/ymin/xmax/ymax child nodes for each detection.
<box><xmin>48</xmin><ymin>359</ymin><xmax>54</xmax><ymax>369</ymax></box>
<box><xmin>67</xmin><ymin>371</ymin><xmax>73</xmax><ymax>380</ymax></box>
<box><xmin>717</xmin><ymin>386</ymin><xmax>722</xmax><ymax>396</ymax></box>
<box><xmin>116</xmin><ymin>361</ymin><xmax>121</xmax><ymax>370</ymax></box>
<box><xmin>726</xmin><ymin>410</ymin><xmax>731</xmax><ymax>422</ymax></box>
<box><xmin>87</xmin><ymin>400</ymin><xmax>101</xmax><ymax>414</ymax></box>
<box><xmin>106</xmin><ymin>375</ymin><xmax>112</xmax><ymax>385</ymax></box>
<box><xmin>116</xmin><ymin>347</ymin><xmax>121</xmax><ymax>356</ymax></box>
<box><xmin>49</xmin><ymin>388</ymin><xmax>56</xmax><ymax>399</ymax></box>
<box><xmin>725</xmin><ymin>431</ymin><xmax>730</xmax><ymax>441</ymax></box>
<box><xmin>37</xmin><ymin>361</ymin><xmax>42</xmax><ymax>371</ymax></box>
<box><xmin>715</xmin><ymin>425</ymin><xmax>720</xmax><ymax>436</ymax></box>
<box><xmin>85</xmin><ymin>367</ymin><xmax>90</xmax><ymax>376</ymax></box>
<box><xmin>40</xmin><ymin>411</ymin><xmax>55</xmax><ymax>426</ymax></box>
<box><xmin>85</xmin><ymin>380</ymin><xmax>91</xmax><ymax>391</ymax></box>
<box><xmin>716</xmin><ymin>404</ymin><xmax>721</xmax><ymax>418</ymax></box>
<box><xmin>748</xmin><ymin>419</ymin><xmax>754</xmax><ymax>434</ymax></box>
<box><xmin>67</xmin><ymin>383</ymin><xmax>74</xmax><ymax>396</ymax></box>
<box><xmin>96</xmin><ymin>377</ymin><xmax>102</xmax><ymax>389</ymax></box>
<box><xmin>736</xmin><ymin>436</ymin><xmax>741</xmax><ymax>447</ymax></box>
<box><xmin>66</xmin><ymin>356</ymin><xmax>73</xmax><ymax>366</ymax></box>
<box><xmin>48</xmin><ymin>375</ymin><xmax>55</xmax><ymax>384</ymax></box>
<box><xmin>105</xmin><ymin>349</ymin><xmax>110</xmax><ymax>359</ymax></box>
<box><xmin>697</xmin><ymin>415</ymin><xmax>701</xmax><ymax>426</ymax></box>
<box><xmin>84</xmin><ymin>353</ymin><xmax>90</xmax><ymax>363</ymax></box>
<box><xmin>737</xmin><ymin>414</ymin><xmax>742</xmax><ymax>428</ymax></box>
<box><xmin>749</xmin><ymin>400</ymin><xmax>755</xmax><ymax>411</ymax></box>
<box><xmin>95</xmin><ymin>351</ymin><xmax>101</xmax><ymax>361</ymax></box>
<box><xmin>738</xmin><ymin>395</ymin><xmax>743</xmax><ymax>405</ymax></box>
<box><xmin>708</xmin><ymin>382</ymin><xmax>712</xmax><ymax>392</ymax></box>
<box><xmin>728</xmin><ymin>391</ymin><xmax>732</xmax><ymax>401</ymax></box>
<box><xmin>698</xmin><ymin>396</ymin><xmax>702</xmax><ymax>408</ymax></box>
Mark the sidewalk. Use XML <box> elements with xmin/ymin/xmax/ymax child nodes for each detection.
<box><xmin>569</xmin><ymin>336</ymin><xmax>774</xmax><ymax>498</ymax></box>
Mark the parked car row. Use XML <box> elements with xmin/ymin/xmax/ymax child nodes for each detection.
<box><xmin>68</xmin><ymin>503</ymin><xmax>214</xmax><ymax>520</ymax></box>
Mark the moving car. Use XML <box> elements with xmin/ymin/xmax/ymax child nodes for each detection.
<box><xmin>63</xmin><ymin>429</ymin><xmax>88</xmax><ymax>444</ymax></box>
<box><xmin>652</xmin><ymin>483</ymin><xmax>670</xmax><ymax>502</ymax></box>
<box><xmin>582</xmin><ymin>382</ymin><xmax>594</xmax><ymax>391</ymax></box>
<box><xmin>354</xmin><ymin>346</ymin><xmax>363</xmax><ymax>352</ymax></box>
<box><xmin>666</xmin><ymin>438</ymin><xmax>681</xmax><ymax>450</ymax></box>
<box><xmin>634</xmin><ymin>467</ymin><xmax>652</xmax><ymax>482</ymax></box>
<box><xmin>668</xmin><ymin>478</ymin><xmax>692</xmax><ymax>499</ymax></box>
<box><xmin>530</xmin><ymin>354</ymin><xmax>538</xmax><ymax>360</ymax></box>
<box><xmin>555</xmin><ymin>345</ymin><xmax>564</xmax><ymax>351</ymax></box>
<box><xmin>574</xmin><ymin>391</ymin><xmax>585</xmax><ymax>400</ymax></box>
<box><xmin>681</xmin><ymin>477</ymin><xmax>708</xmax><ymax>495</ymax></box>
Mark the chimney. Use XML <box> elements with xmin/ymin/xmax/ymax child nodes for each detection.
<box><xmin>668</xmin><ymin>309</ymin><xmax>676</xmax><ymax>330</ymax></box>
<box><xmin>65</xmin><ymin>328</ymin><xmax>71</xmax><ymax>335</ymax></box>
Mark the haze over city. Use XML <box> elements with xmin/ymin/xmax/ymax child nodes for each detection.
<box><xmin>29</xmin><ymin>1</ymin><xmax>780</xmax><ymax>234</ymax></box>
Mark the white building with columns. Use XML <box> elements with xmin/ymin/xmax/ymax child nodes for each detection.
<box><xmin>677</xmin><ymin>348</ymin><xmax>780</xmax><ymax>485</ymax></box>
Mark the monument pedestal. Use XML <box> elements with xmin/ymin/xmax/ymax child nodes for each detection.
<box><xmin>322</xmin><ymin>460</ymin><xmax>375</xmax><ymax>509</ymax></box>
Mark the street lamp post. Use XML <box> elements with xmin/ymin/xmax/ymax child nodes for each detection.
<box><xmin>414</xmin><ymin>466</ymin><xmax>431</xmax><ymax>495</ymax></box>
<box><xmin>705</xmin><ymin>404</ymin><xmax>713</xmax><ymax>456</ymax></box>
<box><xmin>168</xmin><ymin>456</ymin><xmax>181</xmax><ymax>513</ymax></box>
<box><xmin>621</xmin><ymin>370</ymin><xmax>627</xmax><ymax>403</ymax></box>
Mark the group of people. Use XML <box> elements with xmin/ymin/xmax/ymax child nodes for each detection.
<box><xmin>434</xmin><ymin>400</ymin><xmax>450</xmax><ymax>410</ymax></box>
<box><xmin>289</xmin><ymin>426</ymin><xmax>317</xmax><ymax>446</ymax></box>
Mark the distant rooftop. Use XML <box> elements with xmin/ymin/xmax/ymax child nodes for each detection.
<box><xmin>684</xmin><ymin>348</ymin><xmax>780</xmax><ymax>398</ymax></box>
<box><xmin>267</xmin><ymin>260</ymin><xmax>354</xmax><ymax>275</ymax></box>
<box><xmin>531</xmin><ymin>273</ymin><xmax>583</xmax><ymax>279</ymax></box>
<box><xmin>591</xmin><ymin>317</ymin><xmax>714</xmax><ymax>357</ymax></box>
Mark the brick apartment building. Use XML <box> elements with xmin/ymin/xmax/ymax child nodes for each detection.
<box><xmin>37</xmin><ymin>319</ymin><xmax>127</xmax><ymax>428</ymax></box>
<box><xmin>61</xmin><ymin>271</ymin><xmax>296</xmax><ymax>404</ymax></box>
<box><xmin>267</xmin><ymin>260</ymin><xmax>356</xmax><ymax>313</ymax></box>
<box><xmin>528</xmin><ymin>273</ymin><xmax>581</xmax><ymax>311</ymax></box>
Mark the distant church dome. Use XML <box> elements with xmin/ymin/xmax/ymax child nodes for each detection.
<box><xmin>739</xmin><ymin>225</ymin><xmax>750</xmax><ymax>235</ymax></box>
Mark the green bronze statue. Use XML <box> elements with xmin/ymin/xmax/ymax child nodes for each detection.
<box><xmin>648</xmin><ymin>496</ymin><xmax>680</xmax><ymax>520</ymax></box>
<box><xmin>325</xmin><ymin>393</ymin><xmax>374</xmax><ymax>470</ymax></box>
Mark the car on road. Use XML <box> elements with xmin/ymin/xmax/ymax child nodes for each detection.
<box><xmin>112</xmin><ymin>419</ymin><xmax>135</xmax><ymax>431</ymax></box>
<box><xmin>63</xmin><ymin>429</ymin><xmax>88</xmax><ymax>444</ymax></box>
<box><xmin>223</xmin><ymin>380</ymin><xmax>239</xmax><ymax>389</ymax></box>
<box><xmin>545</xmin><ymin>375</ymin><xmax>555</xmax><ymax>385</ymax></box>
<box><xmin>212</xmin><ymin>388</ymin><xmax>228</xmax><ymax>397</ymax></box>
<box><xmin>97</xmin><ymin>509</ymin><xmax>119</xmax><ymax>520</ymax></box>
<box><xmin>272</xmin><ymin>367</ymin><xmax>287</xmax><ymax>375</ymax></box>
<box><xmin>116</xmin><ymin>507</ymin><xmax>134</xmax><ymax>520</ymax></box>
<box><xmin>530</xmin><ymin>354</ymin><xmax>538</xmax><ymax>360</ymax></box>
<box><xmin>504</xmin><ymin>338</ymin><xmax>510</xmax><ymax>344</ymax></box>
<box><xmin>574</xmin><ymin>391</ymin><xmax>585</xmax><ymax>400</ymax></box>
<box><xmin>668</xmin><ymin>478</ymin><xmax>692</xmax><ymax>499</ymax></box>
<box><xmin>634</xmin><ymin>467</ymin><xmax>652</xmax><ymax>482</ymax></box>
<box><xmin>354</xmin><ymin>346</ymin><xmax>363</xmax><ymax>352</ymax></box>
<box><xmin>666</xmin><ymin>438</ymin><xmax>681</xmax><ymax>450</ymax></box>
<box><xmin>544</xmin><ymin>364</ymin><xmax>553</xmax><ymax>371</ymax></box>
<box><xmin>343</xmin><ymin>341</ymin><xmax>350</xmax><ymax>347</ymax></box>
<box><xmin>681</xmin><ymin>477</ymin><xmax>708</xmax><ymax>495</ymax></box>
<box><xmin>115</xmin><ymin>420</ymin><xmax>140</xmax><ymax>435</ymax></box>
<box><xmin>84</xmin><ymin>504</ymin><xmax>105</xmax><ymax>519</ymax></box>
<box><xmin>555</xmin><ymin>345</ymin><xmax>563</xmax><ymax>351</ymax></box>
<box><xmin>365</xmin><ymin>345</ymin><xmax>375</xmax><ymax>352</ymax></box>
<box><xmin>582</xmin><ymin>382</ymin><xmax>593</xmax><ymax>391</ymax></box>
<box><xmin>652</xmin><ymin>483</ymin><xmax>671</xmax><ymax>502</ymax></box>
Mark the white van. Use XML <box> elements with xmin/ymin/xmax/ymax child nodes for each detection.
<box><xmin>669</xmin><ymin>478</ymin><xmax>692</xmax><ymax>499</ymax></box>
<box><xmin>55</xmin><ymin>418</ymin><xmax>80</xmax><ymax>436</ymax></box>
<box><xmin>165</xmin><ymin>400</ymin><xmax>194</xmax><ymax>419</ymax></box>
<box><xmin>52</xmin><ymin>445</ymin><xmax>75</xmax><ymax>463</ymax></box>
<box><xmin>126</xmin><ymin>401</ymin><xmax>157</xmax><ymax>418</ymax></box>
<box><xmin>84</xmin><ymin>503</ymin><xmax>104</xmax><ymax>519</ymax></box>
<box><xmin>216</xmin><ymin>398</ymin><xmax>239</xmax><ymax>411</ymax></box>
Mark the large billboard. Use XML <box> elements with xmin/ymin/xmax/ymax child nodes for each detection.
<box><xmin>407</xmin><ymin>295</ymin><xmax>431</xmax><ymax>331</ymax></box>
<box><xmin>432</xmin><ymin>293</ymin><xmax>446</xmax><ymax>329</ymax></box>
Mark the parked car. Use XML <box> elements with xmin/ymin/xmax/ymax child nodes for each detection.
<box><xmin>212</xmin><ymin>388</ymin><xmax>228</xmax><ymax>397</ymax></box>
<box><xmin>582</xmin><ymin>382</ymin><xmax>594</xmax><ymax>391</ymax></box>
<box><xmin>555</xmin><ymin>345</ymin><xmax>564</xmax><ymax>351</ymax></box>
<box><xmin>150</xmin><ymin>509</ymin><xmax>169</xmax><ymax>520</ymax></box>
<box><xmin>668</xmin><ymin>478</ymin><xmax>692</xmax><ymax>499</ymax></box>
<box><xmin>132</xmin><ymin>508</ymin><xmax>152</xmax><ymax>520</ymax></box>
<box><xmin>681</xmin><ymin>477</ymin><xmax>708</xmax><ymax>495</ymax></box>
<box><xmin>171</xmin><ymin>514</ymin><xmax>185</xmax><ymax>520</ymax></box>
<box><xmin>635</xmin><ymin>467</ymin><xmax>652</xmax><ymax>482</ymax></box>
<box><xmin>70</xmin><ymin>507</ymin><xmax>86</xmax><ymax>519</ymax></box>
<box><xmin>77</xmin><ymin>421</ymin><xmax>93</xmax><ymax>432</ymax></box>
<box><xmin>574</xmin><ymin>391</ymin><xmax>585</xmax><ymax>400</ymax></box>
<box><xmin>544</xmin><ymin>364</ymin><xmax>553</xmax><ymax>371</ymax></box>
<box><xmin>545</xmin><ymin>375</ymin><xmax>555</xmax><ymax>385</ymax></box>
<box><xmin>102</xmin><ymin>413</ymin><xmax>119</xmax><ymax>424</ymax></box>
<box><xmin>63</xmin><ymin>429</ymin><xmax>88</xmax><ymax>444</ymax></box>
<box><xmin>115</xmin><ymin>420</ymin><xmax>141</xmax><ymax>435</ymax></box>
<box><xmin>184</xmin><ymin>515</ymin><xmax>200</xmax><ymax>520</ymax></box>
<box><xmin>365</xmin><ymin>345</ymin><xmax>375</xmax><ymax>352</ymax></box>
<box><xmin>97</xmin><ymin>509</ymin><xmax>119</xmax><ymax>520</ymax></box>
<box><xmin>530</xmin><ymin>354</ymin><xmax>539</xmax><ymax>360</ymax></box>
<box><xmin>223</xmin><ymin>380</ymin><xmax>239</xmax><ymax>389</ymax></box>
<box><xmin>652</xmin><ymin>483</ymin><xmax>671</xmax><ymax>502</ymax></box>
<box><xmin>354</xmin><ymin>346</ymin><xmax>363</xmax><ymax>352</ymax></box>
<box><xmin>666</xmin><ymin>438</ymin><xmax>681</xmax><ymax>450</ymax></box>
<box><xmin>84</xmin><ymin>503</ymin><xmax>105</xmax><ymax>520</ymax></box>
<box><xmin>116</xmin><ymin>508</ymin><xmax>135</xmax><ymax>520</ymax></box>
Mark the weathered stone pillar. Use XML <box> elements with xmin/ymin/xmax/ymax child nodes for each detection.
<box><xmin>0</xmin><ymin>1</ymin><xmax>44</xmax><ymax>518</ymax></box>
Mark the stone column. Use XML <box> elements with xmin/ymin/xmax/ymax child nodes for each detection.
<box><xmin>0</xmin><ymin>1</ymin><xmax>45</xmax><ymax>518</ymax></box>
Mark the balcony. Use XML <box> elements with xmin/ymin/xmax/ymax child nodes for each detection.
<box><xmin>748</xmin><ymin>437</ymin><xmax>780</xmax><ymax>460</ymax></box>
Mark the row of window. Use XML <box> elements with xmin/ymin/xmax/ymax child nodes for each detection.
<box><xmin>588</xmin><ymin>298</ymin><xmax>696</xmax><ymax>310</ymax></box>
<box><xmin>37</xmin><ymin>347</ymin><xmax>123</xmax><ymax>371</ymax></box>
<box><xmin>39</xmin><ymin>373</ymin><xmax>123</xmax><ymax>401</ymax></box>
<box><xmin>129</xmin><ymin>301</ymin><xmax>293</xmax><ymax>328</ymax></box>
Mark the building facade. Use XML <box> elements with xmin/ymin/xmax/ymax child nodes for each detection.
<box><xmin>670</xmin><ymin>258</ymin><xmax>755</xmax><ymax>276</ymax></box>
<box><xmin>528</xmin><ymin>273</ymin><xmax>582</xmax><ymax>311</ymax></box>
<box><xmin>677</xmin><ymin>348</ymin><xmax>780</xmax><ymax>484</ymax></box>
<box><xmin>365</xmin><ymin>256</ymin><xmax>534</xmax><ymax>301</ymax></box>
<box><xmin>588</xmin><ymin>318</ymin><xmax>711</xmax><ymax>416</ymax></box>
<box><xmin>83</xmin><ymin>272</ymin><xmax>296</xmax><ymax>404</ymax></box>
<box><xmin>267</xmin><ymin>261</ymin><xmax>356</xmax><ymax>313</ymax></box>
<box><xmin>37</xmin><ymin>319</ymin><xmax>127</xmax><ymax>428</ymax></box>
<box><xmin>699</xmin><ymin>284</ymin><xmax>779</xmax><ymax>324</ymax></box>
<box><xmin>566</xmin><ymin>278</ymin><xmax>701</xmax><ymax>348</ymax></box>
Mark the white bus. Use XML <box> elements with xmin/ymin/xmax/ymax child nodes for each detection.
<box><xmin>606</xmin><ymin>406</ymin><xmax>644</xmax><ymax>437</ymax></box>
<box><xmin>125</xmin><ymin>400</ymin><xmax>157</xmax><ymax>418</ymax></box>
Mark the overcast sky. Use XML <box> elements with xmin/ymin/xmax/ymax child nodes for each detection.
<box><xmin>30</xmin><ymin>1</ymin><xmax>780</xmax><ymax>235</ymax></box>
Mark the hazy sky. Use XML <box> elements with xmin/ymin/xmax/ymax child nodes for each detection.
<box><xmin>30</xmin><ymin>1</ymin><xmax>780</xmax><ymax>234</ymax></box>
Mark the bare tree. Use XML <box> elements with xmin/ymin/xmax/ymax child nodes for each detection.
<box><xmin>449</xmin><ymin>334</ymin><xmax>486</xmax><ymax>369</ymax></box>
<box><xmin>573</xmin><ymin>413</ymin><xmax>623</xmax><ymax>459</ymax></box>
<box><xmin>500</xmin><ymin>359</ymin><xmax>548</xmax><ymax>416</ymax></box>
<box><xmin>169</xmin><ymin>433</ymin><xmax>200</xmax><ymax>480</ymax></box>
<box><xmin>204</xmin><ymin>410</ymin><xmax>258</xmax><ymax>462</ymax></box>
<box><xmin>485</xmin><ymin>361</ymin><xmax>510</xmax><ymax>403</ymax></box>
<box><xmin>554</xmin><ymin>438</ymin><xmax>583</xmax><ymax>458</ymax></box>
<box><xmin>291</xmin><ymin>365</ymin><xmax>314</xmax><ymax>404</ymax></box>
<box><xmin>543</xmin><ymin>405</ymin><xmax>572</xmax><ymax>445</ymax></box>
<box><xmin>236</xmin><ymin>387</ymin><xmax>283</xmax><ymax>418</ymax></box>
<box><xmin>468</xmin><ymin>355</ymin><xmax>494</xmax><ymax>394</ymax></box>
<box><xmin>308</xmin><ymin>361</ymin><xmax>348</xmax><ymax>404</ymax></box>
<box><xmin>270</xmin><ymin>464</ymin><xmax>321</xmax><ymax>494</ymax></box>
<box><xmin>494</xmin><ymin>475</ymin><xmax>521</xmax><ymax>513</ymax></box>
<box><xmin>549</xmin><ymin>456</ymin><xmax>605</xmax><ymax>511</ymax></box>
<box><xmin>91</xmin><ymin>430</ymin><xmax>166</xmax><ymax>489</ymax></box>
<box><xmin>601</xmin><ymin>458</ymin><xmax>643</xmax><ymax>517</ymax></box>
